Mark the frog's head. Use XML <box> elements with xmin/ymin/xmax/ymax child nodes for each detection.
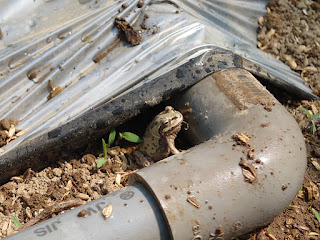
<box><xmin>158</xmin><ymin>106</ymin><xmax>183</xmax><ymax>137</ymax></box>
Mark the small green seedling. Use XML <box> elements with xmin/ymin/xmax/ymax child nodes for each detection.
<box><xmin>96</xmin><ymin>138</ymin><xmax>109</xmax><ymax>168</ymax></box>
<box><xmin>312</xmin><ymin>208</ymin><xmax>320</xmax><ymax>223</ymax></box>
<box><xmin>300</xmin><ymin>107</ymin><xmax>320</xmax><ymax>135</ymax></box>
<box><xmin>96</xmin><ymin>129</ymin><xmax>142</xmax><ymax>168</ymax></box>
<box><xmin>119</xmin><ymin>132</ymin><xmax>142</xmax><ymax>143</ymax></box>
<box><xmin>108</xmin><ymin>128</ymin><xmax>116</xmax><ymax>146</ymax></box>
<box><xmin>266</xmin><ymin>226</ymin><xmax>271</xmax><ymax>234</ymax></box>
<box><xmin>11</xmin><ymin>215</ymin><xmax>22</xmax><ymax>229</ymax></box>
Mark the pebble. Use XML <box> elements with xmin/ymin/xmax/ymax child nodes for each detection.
<box><xmin>52</xmin><ymin>168</ymin><xmax>62</xmax><ymax>177</ymax></box>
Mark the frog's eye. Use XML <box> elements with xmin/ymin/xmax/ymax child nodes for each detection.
<box><xmin>163</xmin><ymin>120</ymin><xmax>169</xmax><ymax>125</ymax></box>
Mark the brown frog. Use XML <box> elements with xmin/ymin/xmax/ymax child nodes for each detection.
<box><xmin>133</xmin><ymin>106</ymin><xmax>183</xmax><ymax>167</ymax></box>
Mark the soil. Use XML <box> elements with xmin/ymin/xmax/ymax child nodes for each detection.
<box><xmin>0</xmin><ymin>150</ymin><xmax>138</xmax><ymax>237</ymax></box>
<box><xmin>257</xmin><ymin>0</ymin><xmax>320</xmax><ymax>95</ymax></box>
<box><xmin>0</xmin><ymin>0</ymin><xmax>320</xmax><ymax>239</ymax></box>
<box><xmin>246</xmin><ymin>0</ymin><xmax>320</xmax><ymax>239</ymax></box>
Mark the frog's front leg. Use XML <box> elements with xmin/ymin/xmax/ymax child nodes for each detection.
<box><xmin>132</xmin><ymin>150</ymin><xmax>151</xmax><ymax>168</ymax></box>
<box><xmin>167</xmin><ymin>138</ymin><xmax>180</xmax><ymax>155</ymax></box>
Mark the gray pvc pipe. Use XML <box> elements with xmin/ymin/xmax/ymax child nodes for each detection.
<box><xmin>5</xmin><ymin>183</ymin><xmax>171</xmax><ymax>240</ymax></box>
<box><xmin>5</xmin><ymin>69</ymin><xmax>306</xmax><ymax>240</ymax></box>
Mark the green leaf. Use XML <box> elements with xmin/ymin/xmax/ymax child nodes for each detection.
<box><xmin>11</xmin><ymin>215</ymin><xmax>22</xmax><ymax>229</ymax></box>
<box><xmin>96</xmin><ymin>157</ymin><xmax>108</xmax><ymax>168</ymax></box>
<box><xmin>108</xmin><ymin>129</ymin><xmax>116</xmax><ymax>146</ymax></box>
<box><xmin>119</xmin><ymin>132</ymin><xmax>142</xmax><ymax>143</ymax></box>
<box><xmin>312</xmin><ymin>208</ymin><xmax>320</xmax><ymax>223</ymax></box>
<box><xmin>267</xmin><ymin>226</ymin><xmax>271</xmax><ymax>234</ymax></box>
<box><xmin>102</xmin><ymin>139</ymin><xmax>107</xmax><ymax>158</ymax></box>
<box><xmin>311</xmin><ymin>125</ymin><xmax>314</xmax><ymax>134</ymax></box>
<box><xmin>312</xmin><ymin>113</ymin><xmax>320</xmax><ymax>119</ymax></box>
<box><xmin>110</xmin><ymin>146</ymin><xmax>120</xmax><ymax>150</ymax></box>
<box><xmin>300</xmin><ymin>107</ymin><xmax>312</xmax><ymax>119</ymax></box>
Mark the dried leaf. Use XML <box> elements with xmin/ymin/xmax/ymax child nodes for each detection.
<box><xmin>311</xmin><ymin>104</ymin><xmax>318</xmax><ymax>115</ymax></box>
<box><xmin>76</xmin><ymin>193</ymin><xmax>89</xmax><ymax>200</ymax></box>
<box><xmin>239</xmin><ymin>158</ymin><xmax>257</xmax><ymax>183</ymax></box>
<box><xmin>102</xmin><ymin>203</ymin><xmax>113</xmax><ymax>218</ymax></box>
<box><xmin>296</xmin><ymin>225</ymin><xmax>310</xmax><ymax>231</ymax></box>
<box><xmin>115</xmin><ymin>174</ymin><xmax>121</xmax><ymax>185</ymax></box>
<box><xmin>311</xmin><ymin>159</ymin><xmax>320</xmax><ymax>171</ymax></box>
<box><xmin>25</xmin><ymin>207</ymin><xmax>33</xmax><ymax>219</ymax></box>
<box><xmin>7</xmin><ymin>125</ymin><xmax>15</xmax><ymax>138</ymax></box>
<box><xmin>187</xmin><ymin>197</ymin><xmax>200</xmax><ymax>208</ymax></box>
<box><xmin>233</xmin><ymin>132</ymin><xmax>250</xmax><ymax>146</ymax></box>
<box><xmin>309</xmin><ymin>232</ymin><xmax>319</xmax><ymax>237</ymax></box>
<box><xmin>65</xmin><ymin>180</ymin><xmax>73</xmax><ymax>191</ymax></box>
<box><xmin>284</xmin><ymin>55</ymin><xmax>297</xmax><ymax>70</ymax></box>
<box><xmin>15</xmin><ymin>129</ymin><xmax>29</xmax><ymax>137</ymax></box>
<box><xmin>248</xmin><ymin>147</ymin><xmax>255</xmax><ymax>159</ymax></box>
<box><xmin>48</xmin><ymin>79</ymin><xmax>64</xmax><ymax>99</ymax></box>
<box><xmin>266</xmin><ymin>232</ymin><xmax>278</xmax><ymax>240</ymax></box>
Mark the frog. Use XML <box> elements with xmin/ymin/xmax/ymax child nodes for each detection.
<box><xmin>133</xmin><ymin>106</ymin><xmax>183</xmax><ymax>167</ymax></box>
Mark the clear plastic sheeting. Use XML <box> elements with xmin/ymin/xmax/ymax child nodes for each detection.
<box><xmin>0</xmin><ymin>0</ymin><xmax>316</xmax><ymax>154</ymax></box>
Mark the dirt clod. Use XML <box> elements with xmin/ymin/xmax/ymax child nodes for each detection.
<box><xmin>77</xmin><ymin>209</ymin><xmax>87</xmax><ymax>217</ymax></box>
<box><xmin>115</xmin><ymin>18</ymin><xmax>142</xmax><ymax>46</ymax></box>
<box><xmin>137</xmin><ymin>1</ymin><xmax>144</xmax><ymax>8</ymax></box>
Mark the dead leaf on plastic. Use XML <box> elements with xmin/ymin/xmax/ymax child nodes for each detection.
<box><xmin>248</xmin><ymin>147</ymin><xmax>255</xmax><ymax>159</ymax></box>
<box><xmin>102</xmin><ymin>203</ymin><xmax>113</xmax><ymax>219</ymax></box>
<box><xmin>48</xmin><ymin>78</ymin><xmax>64</xmax><ymax>100</ymax></box>
<box><xmin>15</xmin><ymin>129</ymin><xmax>29</xmax><ymax>137</ymax></box>
<box><xmin>7</xmin><ymin>125</ymin><xmax>15</xmax><ymax>138</ymax></box>
<box><xmin>187</xmin><ymin>197</ymin><xmax>200</xmax><ymax>208</ymax></box>
<box><xmin>233</xmin><ymin>132</ymin><xmax>250</xmax><ymax>146</ymax></box>
<box><xmin>239</xmin><ymin>158</ymin><xmax>257</xmax><ymax>183</ymax></box>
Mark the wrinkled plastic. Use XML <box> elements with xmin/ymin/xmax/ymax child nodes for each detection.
<box><xmin>0</xmin><ymin>0</ymin><xmax>317</xmax><ymax>155</ymax></box>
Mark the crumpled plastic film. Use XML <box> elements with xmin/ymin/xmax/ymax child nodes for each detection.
<box><xmin>0</xmin><ymin>0</ymin><xmax>316</xmax><ymax>154</ymax></box>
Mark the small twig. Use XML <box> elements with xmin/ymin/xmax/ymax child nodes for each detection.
<box><xmin>20</xmin><ymin>199</ymin><xmax>83</xmax><ymax>231</ymax></box>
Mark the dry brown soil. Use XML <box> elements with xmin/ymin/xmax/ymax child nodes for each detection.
<box><xmin>0</xmin><ymin>0</ymin><xmax>320</xmax><ymax>239</ymax></box>
<box><xmin>247</xmin><ymin>0</ymin><xmax>320</xmax><ymax>239</ymax></box>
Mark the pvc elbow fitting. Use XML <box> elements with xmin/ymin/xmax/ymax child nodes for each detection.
<box><xmin>5</xmin><ymin>69</ymin><xmax>306</xmax><ymax>240</ymax></box>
